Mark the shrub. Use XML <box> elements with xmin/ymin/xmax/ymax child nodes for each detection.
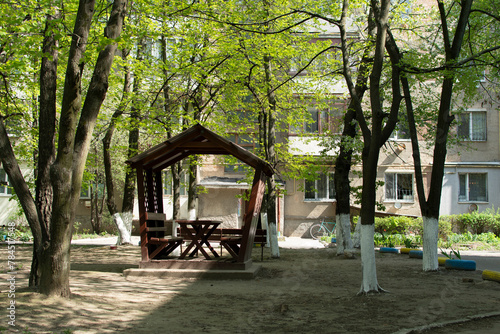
<box><xmin>446</xmin><ymin>211</ymin><xmax>497</xmax><ymax>235</ymax></box>
<box><xmin>374</xmin><ymin>216</ymin><xmax>419</xmax><ymax>235</ymax></box>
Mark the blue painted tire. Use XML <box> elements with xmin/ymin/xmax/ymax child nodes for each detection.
<box><xmin>380</xmin><ymin>247</ymin><xmax>399</xmax><ymax>254</ymax></box>
<box><xmin>409</xmin><ymin>250</ymin><xmax>423</xmax><ymax>259</ymax></box>
<box><xmin>445</xmin><ymin>259</ymin><xmax>476</xmax><ymax>271</ymax></box>
<box><xmin>331</xmin><ymin>237</ymin><xmax>336</xmax><ymax>243</ymax></box>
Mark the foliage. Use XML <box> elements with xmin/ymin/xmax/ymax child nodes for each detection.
<box><xmin>441</xmin><ymin>209</ymin><xmax>500</xmax><ymax>236</ymax></box>
<box><xmin>373</xmin><ymin>233</ymin><xmax>421</xmax><ymax>248</ymax></box>
<box><xmin>0</xmin><ymin>225</ymin><xmax>33</xmax><ymax>242</ymax></box>
<box><xmin>440</xmin><ymin>247</ymin><xmax>461</xmax><ymax>260</ymax></box>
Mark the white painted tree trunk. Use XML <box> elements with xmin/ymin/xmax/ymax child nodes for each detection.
<box><xmin>352</xmin><ymin>217</ymin><xmax>362</xmax><ymax>248</ymax></box>
<box><xmin>188</xmin><ymin>207</ymin><xmax>196</xmax><ymax>220</ymax></box>
<box><xmin>422</xmin><ymin>216</ymin><xmax>439</xmax><ymax>271</ymax></box>
<box><xmin>359</xmin><ymin>224</ymin><xmax>383</xmax><ymax>294</ymax></box>
<box><xmin>114</xmin><ymin>212</ymin><xmax>132</xmax><ymax>245</ymax></box>
<box><xmin>262</xmin><ymin>213</ymin><xmax>280</xmax><ymax>258</ymax></box>
<box><xmin>336</xmin><ymin>213</ymin><xmax>353</xmax><ymax>256</ymax></box>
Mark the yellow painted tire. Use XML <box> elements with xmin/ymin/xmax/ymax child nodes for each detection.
<box><xmin>482</xmin><ymin>270</ymin><xmax>500</xmax><ymax>282</ymax></box>
<box><xmin>400</xmin><ymin>248</ymin><xmax>412</xmax><ymax>254</ymax></box>
<box><xmin>438</xmin><ymin>257</ymin><xmax>447</xmax><ymax>266</ymax></box>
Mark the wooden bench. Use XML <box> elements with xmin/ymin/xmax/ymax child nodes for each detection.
<box><xmin>219</xmin><ymin>228</ymin><xmax>268</xmax><ymax>261</ymax></box>
<box><xmin>177</xmin><ymin>227</ymin><xmax>268</xmax><ymax>261</ymax></box>
<box><xmin>145</xmin><ymin>212</ymin><xmax>183</xmax><ymax>259</ymax></box>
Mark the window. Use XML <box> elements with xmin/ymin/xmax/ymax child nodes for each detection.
<box><xmin>163</xmin><ymin>169</ymin><xmax>188</xmax><ymax>196</ymax></box>
<box><xmin>292</xmin><ymin>104</ymin><xmax>344</xmax><ymax>135</ymax></box>
<box><xmin>305</xmin><ymin>172</ymin><xmax>335</xmax><ymax>201</ymax></box>
<box><xmin>385</xmin><ymin>173</ymin><xmax>413</xmax><ymax>201</ymax></box>
<box><xmin>458</xmin><ymin>111</ymin><xmax>487</xmax><ymax>141</ymax></box>
<box><xmin>459</xmin><ymin>173</ymin><xmax>487</xmax><ymax>202</ymax></box>
<box><xmin>390</xmin><ymin>120</ymin><xmax>410</xmax><ymax>140</ymax></box>
<box><xmin>0</xmin><ymin>169</ymin><xmax>12</xmax><ymax>196</ymax></box>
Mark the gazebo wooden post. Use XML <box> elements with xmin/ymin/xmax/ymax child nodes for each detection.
<box><xmin>238</xmin><ymin>167</ymin><xmax>267</xmax><ymax>263</ymax></box>
<box><xmin>136</xmin><ymin>166</ymin><xmax>149</xmax><ymax>262</ymax></box>
<box><xmin>145</xmin><ymin>169</ymin><xmax>155</xmax><ymax>212</ymax></box>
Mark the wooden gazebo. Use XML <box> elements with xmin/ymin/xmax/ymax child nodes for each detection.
<box><xmin>126</xmin><ymin>124</ymin><xmax>274</xmax><ymax>270</ymax></box>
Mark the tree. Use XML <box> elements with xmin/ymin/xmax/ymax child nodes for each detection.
<box><xmin>345</xmin><ymin>0</ymin><xmax>403</xmax><ymax>293</ymax></box>
<box><xmin>0</xmin><ymin>0</ymin><xmax>127</xmax><ymax>296</ymax></box>
<box><xmin>392</xmin><ymin>0</ymin><xmax>500</xmax><ymax>271</ymax></box>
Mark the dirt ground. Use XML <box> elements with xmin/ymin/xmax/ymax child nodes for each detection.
<box><xmin>2</xmin><ymin>243</ymin><xmax>500</xmax><ymax>334</ymax></box>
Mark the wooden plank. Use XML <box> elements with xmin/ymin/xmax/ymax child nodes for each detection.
<box><xmin>145</xmin><ymin>212</ymin><xmax>167</xmax><ymax>221</ymax></box>
<box><xmin>126</xmin><ymin>124</ymin><xmax>204</xmax><ymax>167</ymax></box>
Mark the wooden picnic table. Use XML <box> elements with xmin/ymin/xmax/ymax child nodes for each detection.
<box><xmin>177</xmin><ymin>220</ymin><xmax>222</xmax><ymax>260</ymax></box>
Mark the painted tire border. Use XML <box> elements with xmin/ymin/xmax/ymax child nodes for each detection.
<box><xmin>445</xmin><ymin>259</ymin><xmax>476</xmax><ymax>271</ymax></box>
<box><xmin>482</xmin><ymin>269</ymin><xmax>500</xmax><ymax>282</ymax></box>
<box><xmin>379</xmin><ymin>247</ymin><xmax>399</xmax><ymax>254</ymax></box>
<box><xmin>409</xmin><ymin>250</ymin><xmax>423</xmax><ymax>259</ymax></box>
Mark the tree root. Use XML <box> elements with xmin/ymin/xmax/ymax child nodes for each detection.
<box><xmin>357</xmin><ymin>284</ymin><xmax>389</xmax><ymax>296</ymax></box>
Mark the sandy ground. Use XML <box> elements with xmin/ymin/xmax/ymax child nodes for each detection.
<box><xmin>1</xmin><ymin>241</ymin><xmax>500</xmax><ymax>334</ymax></box>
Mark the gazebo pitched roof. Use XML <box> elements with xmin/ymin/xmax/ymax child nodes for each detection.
<box><xmin>126</xmin><ymin>123</ymin><xmax>273</xmax><ymax>176</ymax></box>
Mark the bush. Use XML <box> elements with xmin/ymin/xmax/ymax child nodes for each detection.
<box><xmin>443</xmin><ymin>211</ymin><xmax>499</xmax><ymax>236</ymax></box>
<box><xmin>374</xmin><ymin>216</ymin><xmax>419</xmax><ymax>235</ymax></box>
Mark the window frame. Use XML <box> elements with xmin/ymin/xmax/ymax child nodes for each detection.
<box><xmin>458</xmin><ymin>172</ymin><xmax>488</xmax><ymax>203</ymax></box>
<box><xmin>290</xmin><ymin>102</ymin><xmax>346</xmax><ymax>136</ymax></box>
<box><xmin>0</xmin><ymin>168</ymin><xmax>12</xmax><ymax>196</ymax></box>
<box><xmin>384</xmin><ymin>172</ymin><xmax>414</xmax><ymax>202</ymax></box>
<box><xmin>304</xmin><ymin>172</ymin><xmax>336</xmax><ymax>202</ymax></box>
<box><xmin>457</xmin><ymin>109</ymin><xmax>487</xmax><ymax>142</ymax></box>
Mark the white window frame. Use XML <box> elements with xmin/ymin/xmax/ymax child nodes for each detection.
<box><xmin>458</xmin><ymin>109</ymin><xmax>487</xmax><ymax>141</ymax></box>
<box><xmin>385</xmin><ymin>172</ymin><xmax>414</xmax><ymax>202</ymax></box>
<box><xmin>458</xmin><ymin>173</ymin><xmax>488</xmax><ymax>202</ymax></box>
<box><xmin>304</xmin><ymin>172</ymin><xmax>336</xmax><ymax>202</ymax></box>
<box><xmin>0</xmin><ymin>168</ymin><xmax>12</xmax><ymax>196</ymax></box>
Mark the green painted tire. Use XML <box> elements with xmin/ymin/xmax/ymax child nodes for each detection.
<box><xmin>482</xmin><ymin>269</ymin><xmax>500</xmax><ymax>282</ymax></box>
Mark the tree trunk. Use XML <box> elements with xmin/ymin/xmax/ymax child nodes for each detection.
<box><xmin>395</xmin><ymin>0</ymin><xmax>472</xmax><ymax>271</ymax></box>
<box><xmin>263</xmin><ymin>54</ymin><xmax>280</xmax><ymax>258</ymax></box>
<box><xmin>32</xmin><ymin>8</ymin><xmax>60</xmax><ymax>286</ymax></box>
<box><xmin>335</xmin><ymin>7</ymin><xmax>374</xmax><ymax>255</ymax></box>
<box><xmin>172</xmin><ymin>163</ymin><xmax>181</xmax><ymax>219</ymax></box>
<box><xmin>0</xmin><ymin>118</ymin><xmax>43</xmax><ymax>285</ymax></box>
<box><xmin>39</xmin><ymin>0</ymin><xmax>127</xmax><ymax>297</ymax></box>
<box><xmin>188</xmin><ymin>157</ymin><xmax>197</xmax><ymax>220</ymax></box>
<box><xmin>349</xmin><ymin>0</ymin><xmax>399</xmax><ymax>293</ymax></box>
<box><xmin>358</xmin><ymin>224</ymin><xmax>381</xmax><ymax>294</ymax></box>
<box><xmin>103</xmin><ymin>49</ymin><xmax>132</xmax><ymax>244</ymax></box>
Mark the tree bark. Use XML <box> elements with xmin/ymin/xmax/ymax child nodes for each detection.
<box><xmin>33</xmin><ymin>8</ymin><xmax>60</xmax><ymax>286</ymax></box>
